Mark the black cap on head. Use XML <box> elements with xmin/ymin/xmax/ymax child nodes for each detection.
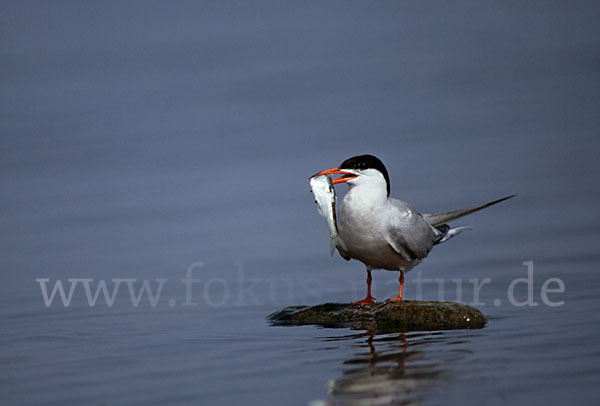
<box><xmin>339</xmin><ymin>154</ymin><xmax>390</xmax><ymax>196</ymax></box>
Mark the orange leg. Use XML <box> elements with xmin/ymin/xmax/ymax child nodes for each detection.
<box><xmin>353</xmin><ymin>268</ymin><xmax>375</xmax><ymax>305</ymax></box>
<box><xmin>387</xmin><ymin>270</ymin><xmax>404</xmax><ymax>302</ymax></box>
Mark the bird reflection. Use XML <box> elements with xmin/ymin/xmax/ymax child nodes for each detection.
<box><xmin>315</xmin><ymin>330</ymin><xmax>457</xmax><ymax>406</ymax></box>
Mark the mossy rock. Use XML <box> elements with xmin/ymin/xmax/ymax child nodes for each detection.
<box><xmin>267</xmin><ymin>301</ymin><xmax>486</xmax><ymax>332</ymax></box>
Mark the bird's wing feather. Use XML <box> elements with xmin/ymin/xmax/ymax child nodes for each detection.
<box><xmin>382</xmin><ymin>200</ymin><xmax>438</xmax><ymax>261</ymax></box>
<box><xmin>423</xmin><ymin>195</ymin><xmax>515</xmax><ymax>226</ymax></box>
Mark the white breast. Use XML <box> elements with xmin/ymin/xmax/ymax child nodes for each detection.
<box><xmin>337</xmin><ymin>187</ymin><xmax>420</xmax><ymax>271</ymax></box>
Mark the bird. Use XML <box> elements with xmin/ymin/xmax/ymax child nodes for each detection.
<box><xmin>314</xmin><ymin>154</ymin><xmax>514</xmax><ymax>305</ymax></box>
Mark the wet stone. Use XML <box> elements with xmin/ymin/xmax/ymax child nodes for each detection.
<box><xmin>267</xmin><ymin>301</ymin><xmax>486</xmax><ymax>332</ymax></box>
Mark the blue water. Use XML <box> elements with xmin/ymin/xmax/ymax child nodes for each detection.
<box><xmin>2</xmin><ymin>2</ymin><xmax>600</xmax><ymax>405</ymax></box>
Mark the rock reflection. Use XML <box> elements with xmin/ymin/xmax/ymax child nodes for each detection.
<box><xmin>313</xmin><ymin>330</ymin><xmax>472</xmax><ymax>406</ymax></box>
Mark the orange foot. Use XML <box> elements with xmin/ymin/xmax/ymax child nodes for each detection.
<box><xmin>353</xmin><ymin>296</ymin><xmax>375</xmax><ymax>306</ymax></box>
<box><xmin>386</xmin><ymin>296</ymin><xmax>403</xmax><ymax>302</ymax></box>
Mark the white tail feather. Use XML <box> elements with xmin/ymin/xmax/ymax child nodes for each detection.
<box><xmin>438</xmin><ymin>225</ymin><xmax>472</xmax><ymax>243</ymax></box>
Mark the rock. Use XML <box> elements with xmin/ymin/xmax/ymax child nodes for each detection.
<box><xmin>267</xmin><ymin>301</ymin><xmax>486</xmax><ymax>332</ymax></box>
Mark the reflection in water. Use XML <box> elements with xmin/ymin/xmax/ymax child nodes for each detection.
<box><xmin>312</xmin><ymin>330</ymin><xmax>475</xmax><ymax>406</ymax></box>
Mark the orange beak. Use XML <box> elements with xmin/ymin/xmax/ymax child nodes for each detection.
<box><xmin>314</xmin><ymin>167</ymin><xmax>358</xmax><ymax>184</ymax></box>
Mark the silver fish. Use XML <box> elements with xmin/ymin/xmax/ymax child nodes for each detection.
<box><xmin>309</xmin><ymin>174</ymin><xmax>347</xmax><ymax>256</ymax></box>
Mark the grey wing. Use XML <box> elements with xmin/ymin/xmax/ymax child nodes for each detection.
<box><xmin>383</xmin><ymin>200</ymin><xmax>440</xmax><ymax>262</ymax></box>
<box><xmin>423</xmin><ymin>195</ymin><xmax>515</xmax><ymax>226</ymax></box>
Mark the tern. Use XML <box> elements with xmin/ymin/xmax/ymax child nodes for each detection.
<box><xmin>315</xmin><ymin>154</ymin><xmax>514</xmax><ymax>305</ymax></box>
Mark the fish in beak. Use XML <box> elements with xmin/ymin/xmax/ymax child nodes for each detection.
<box><xmin>314</xmin><ymin>168</ymin><xmax>359</xmax><ymax>184</ymax></box>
